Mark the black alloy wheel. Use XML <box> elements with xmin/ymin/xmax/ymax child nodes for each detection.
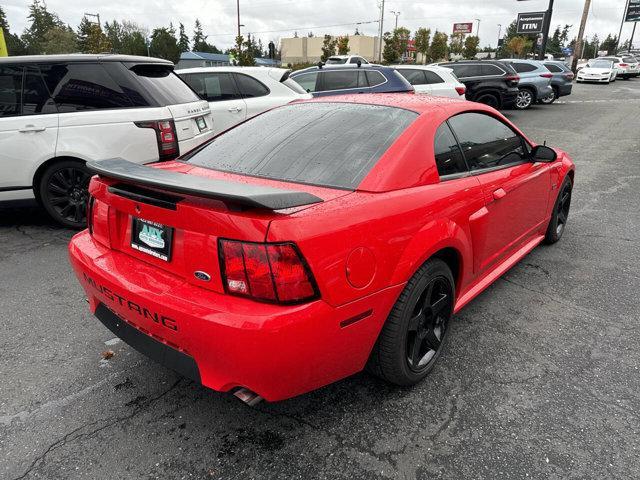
<box><xmin>39</xmin><ymin>160</ymin><xmax>92</xmax><ymax>229</ymax></box>
<box><xmin>367</xmin><ymin>258</ymin><xmax>455</xmax><ymax>386</ymax></box>
<box><xmin>544</xmin><ymin>176</ymin><xmax>573</xmax><ymax>244</ymax></box>
<box><xmin>406</xmin><ymin>276</ymin><xmax>453</xmax><ymax>373</ymax></box>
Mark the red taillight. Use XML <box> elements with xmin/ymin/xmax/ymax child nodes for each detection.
<box><xmin>563</xmin><ymin>72</ymin><xmax>575</xmax><ymax>80</ymax></box>
<box><xmin>219</xmin><ymin>240</ymin><xmax>319</xmax><ymax>304</ymax></box>
<box><xmin>619</xmin><ymin>63</ymin><xmax>628</xmax><ymax>68</ymax></box>
<box><xmin>135</xmin><ymin>119</ymin><xmax>180</xmax><ymax>161</ymax></box>
<box><xmin>540</xmin><ymin>73</ymin><xmax>553</xmax><ymax>78</ymax></box>
<box><xmin>455</xmin><ymin>86</ymin><xmax>466</xmax><ymax>96</ymax></box>
<box><xmin>505</xmin><ymin>74</ymin><xmax>520</xmax><ymax>84</ymax></box>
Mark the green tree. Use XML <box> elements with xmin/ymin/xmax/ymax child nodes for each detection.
<box><xmin>42</xmin><ymin>25</ymin><xmax>77</xmax><ymax>54</ymax></box>
<box><xmin>336</xmin><ymin>36</ymin><xmax>350</xmax><ymax>55</ymax></box>
<box><xmin>429</xmin><ymin>31</ymin><xmax>448</xmax><ymax>61</ymax></box>
<box><xmin>22</xmin><ymin>0</ymin><xmax>64</xmax><ymax>54</ymax></box>
<box><xmin>449</xmin><ymin>32</ymin><xmax>465</xmax><ymax>55</ymax></box>
<box><xmin>0</xmin><ymin>6</ymin><xmax>27</xmax><ymax>55</ymax></box>
<box><xmin>382</xmin><ymin>27</ymin><xmax>411</xmax><ymax>63</ymax></box>
<box><xmin>178</xmin><ymin>23</ymin><xmax>190</xmax><ymax>52</ymax></box>
<box><xmin>414</xmin><ymin>27</ymin><xmax>431</xmax><ymax>64</ymax></box>
<box><xmin>600</xmin><ymin>34</ymin><xmax>618</xmax><ymax>55</ymax></box>
<box><xmin>321</xmin><ymin>34</ymin><xmax>337</xmax><ymax>62</ymax></box>
<box><xmin>149</xmin><ymin>26</ymin><xmax>180</xmax><ymax>63</ymax></box>
<box><xmin>547</xmin><ymin>26</ymin><xmax>562</xmax><ymax>55</ymax></box>
<box><xmin>77</xmin><ymin>17</ymin><xmax>111</xmax><ymax>53</ymax></box>
<box><xmin>463</xmin><ymin>35</ymin><xmax>480</xmax><ymax>59</ymax></box>
<box><xmin>104</xmin><ymin>20</ymin><xmax>148</xmax><ymax>56</ymax></box>
<box><xmin>228</xmin><ymin>35</ymin><xmax>255</xmax><ymax>66</ymax></box>
<box><xmin>506</xmin><ymin>36</ymin><xmax>532</xmax><ymax>57</ymax></box>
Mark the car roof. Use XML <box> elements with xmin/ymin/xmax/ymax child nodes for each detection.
<box><xmin>176</xmin><ymin>66</ymin><xmax>288</xmax><ymax>75</ymax></box>
<box><xmin>0</xmin><ymin>53</ymin><xmax>172</xmax><ymax>65</ymax></box>
<box><xmin>299</xmin><ymin>92</ymin><xmax>466</xmax><ymax>114</ymax></box>
<box><xmin>391</xmin><ymin>64</ymin><xmax>451</xmax><ymax>72</ymax></box>
<box><xmin>291</xmin><ymin>64</ymin><xmax>394</xmax><ymax>74</ymax></box>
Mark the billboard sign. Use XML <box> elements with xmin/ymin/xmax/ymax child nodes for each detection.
<box><xmin>453</xmin><ymin>23</ymin><xmax>473</xmax><ymax>34</ymax></box>
<box><xmin>516</xmin><ymin>12</ymin><xmax>546</xmax><ymax>34</ymax></box>
<box><xmin>625</xmin><ymin>0</ymin><xmax>640</xmax><ymax>22</ymax></box>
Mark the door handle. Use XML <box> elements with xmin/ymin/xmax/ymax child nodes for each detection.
<box><xmin>19</xmin><ymin>125</ymin><xmax>46</xmax><ymax>133</ymax></box>
<box><xmin>227</xmin><ymin>106</ymin><xmax>243</xmax><ymax>113</ymax></box>
<box><xmin>492</xmin><ymin>188</ymin><xmax>507</xmax><ymax>200</ymax></box>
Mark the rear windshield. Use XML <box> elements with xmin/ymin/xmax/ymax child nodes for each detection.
<box><xmin>326</xmin><ymin>57</ymin><xmax>348</xmax><ymax>64</ymax></box>
<box><xmin>187</xmin><ymin>102</ymin><xmax>418</xmax><ymax>189</ymax></box>
<box><xmin>128</xmin><ymin>64</ymin><xmax>200</xmax><ymax>105</ymax></box>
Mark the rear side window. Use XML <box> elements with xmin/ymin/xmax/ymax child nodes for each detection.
<box><xmin>448</xmin><ymin>113</ymin><xmax>526</xmax><ymax>171</ymax></box>
<box><xmin>448</xmin><ymin>64</ymin><xmax>481</xmax><ymax>78</ymax></box>
<box><xmin>511</xmin><ymin>62</ymin><xmax>538</xmax><ymax>73</ymax></box>
<box><xmin>481</xmin><ymin>64</ymin><xmax>505</xmax><ymax>76</ymax></box>
<box><xmin>365</xmin><ymin>70</ymin><xmax>386</xmax><ymax>87</ymax></box>
<box><xmin>397</xmin><ymin>69</ymin><xmax>426</xmax><ymax>85</ymax></box>
<box><xmin>544</xmin><ymin>63</ymin><xmax>563</xmax><ymax>73</ymax></box>
<box><xmin>235</xmin><ymin>74</ymin><xmax>269</xmax><ymax>98</ymax></box>
<box><xmin>42</xmin><ymin>63</ymin><xmax>135</xmax><ymax>112</ymax></box>
<box><xmin>185</xmin><ymin>72</ymin><xmax>240</xmax><ymax>102</ymax></box>
<box><xmin>128</xmin><ymin>64</ymin><xmax>199</xmax><ymax>105</ymax></box>
<box><xmin>319</xmin><ymin>70</ymin><xmax>366</xmax><ymax>91</ymax></box>
<box><xmin>22</xmin><ymin>67</ymin><xmax>56</xmax><ymax>115</ymax></box>
<box><xmin>622</xmin><ymin>57</ymin><xmax>636</xmax><ymax>63</ymax></box>
<box><xmin>294</xmin><ymin>72</ymin><xmax>319</xmax><ymax>92</ymax></box>
<box><xmin>424</xmin><ymin>71</ymin><xmax>444</xmax><ymax>84</ymax></box>
<box><xmin>0</xmin><ymin>65</ymin><xmax>23</xmax><ymax>117</ymax></box>
<box><xmin>187</xmin><ymin>103</ymin><xmax>418</xmax><ymax>189</ymax></box>
<box><xmin>434</xmin><ymin>122</ymin><xmax>467</xmax><ymax>177</ymax></box>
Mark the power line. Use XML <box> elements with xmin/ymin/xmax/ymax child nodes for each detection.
<box><xmin>204</xmin><ymin>19</ymin><xmax>380</xmax><ymax>37</ymax></box>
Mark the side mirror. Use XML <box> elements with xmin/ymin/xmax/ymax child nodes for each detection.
<box><xmin>531</xmin><ymin>144</ymin><xmax>557</xmax><ymax>162</ymax></box>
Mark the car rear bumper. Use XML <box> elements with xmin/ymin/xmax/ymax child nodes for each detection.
<box><xmin>501</xmin><ymin>90</ymin><xmax>519</xmax><ymax>108</ymax></box>
<box><xmin>68</xmin><ymin>231</ymin><xmax>403</xmax><ymax>401</ymax></box>
<box><xmin>557</xmin><ymin>83</ymin><xmax>573</xmax><ymax>96</ymax></box>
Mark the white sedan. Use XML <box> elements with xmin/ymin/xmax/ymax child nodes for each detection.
<box><xmin>392</xmin><ymin>65</ymin><xmax>466</xmax><ymax>98</ymax></box>
<box><xmin>576</xmin><ymin>59</ymin><xmax>617</xmax><ymax>84</ymax></box>
<box><xmin>177</xmin><ymin>67</ymin><xmax>312</xmax><ymax>135</ymax></box>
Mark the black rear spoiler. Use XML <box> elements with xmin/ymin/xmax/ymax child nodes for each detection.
<box><xmin>87</xmin><ymin>159</ymin><xmax>323</xmax><ymax>210</ymax></box>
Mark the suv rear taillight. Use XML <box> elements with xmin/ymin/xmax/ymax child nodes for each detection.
<box><xmin>505</xmin><ymin>74</ymin><xmax>520</xmax><ymax>86</ymax></box>
<box><xmin>219</xmin><ymin>239</ymin><xmax>319</xmax><ymax>304</ymax></box>
<box><xmin>619</xmin><ymin>63</ymin><xmax>628</xmax><ymax>68</ymax></box>
<box><xmin>540</xmin><ymin>73</ymin><xmax>553</xmax><ymax>78</ymax></box>
<box><xmin>135</xmin><ymin>120</ymin><xmax>180</xmax><ymax>161</ymax></box>
<box><xmin>563</xmin><ymin>72</ymin><xmax>575</xmax><ymax>80</ymax></box>
<box><xmin>455</xmin><ymin>86</ymin><xmax>466</xmax><ymax>96</ymax></box>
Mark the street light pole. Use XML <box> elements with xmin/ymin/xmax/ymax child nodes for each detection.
<box><xmin>378</xmin><ymin>0</ymin><xmax>385</xmax><ymax>62</ymax></box>
<box><xmin>616</xmin><ymin>0</ymin><xmax>630</xmax><ymax>52</ymax></box>
<box><xmin>475</xmin><ymin>18</ymin><xmax>481</xmax><ymax>38</ymax></box>
<box><xmin>390</xmin><ymin>11</ymin><xmax>400</xmax><ymax>30</ymax></box>
<box><xmin>538</xmin><ymin>0</ymin><xmax>555</xmax><ymax>60</ymax></box>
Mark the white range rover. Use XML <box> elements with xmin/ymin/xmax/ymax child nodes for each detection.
<box><xmin>0</xmin><ymin>54</ymin><xmax>214</xmax><ymax>227</ymax></box>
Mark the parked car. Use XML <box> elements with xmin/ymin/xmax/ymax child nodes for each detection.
<box><xmin>324</xmin><ymin>55</ymin><xmax>371</xmax><ymax>66</ymax></box>
<box><xmin>0</xmin><ymin>54</ymin><xmax>214</xmax><ymax>228</ymax></box>
<box><xmin>597</xmin><ymin>56</ymin><xmax>639</xmax><ymax>79</ymax></box>
<box><xmin>393</xmin><ymin>65</ymin><xmax>466</xmax><ymax>98</ymax></box>
<box><xmin>177</xmin><ymin>67</ymin><xmax>311</xmax><ymax>136</ymax></box>
<box><xmin>69</xmin><ymin>93</ymin><xmax>575</xmax><ymax>403</ymax></box>
<box><xmin>434</xmin><ymin>60</ymin><xmax>520</xmax><ymax>110</ymax></box>
<box><xmin>541</xmin><ymin>61</ymin><xmax>574</xmax><ymax>104</ymax></box>
<box><xmin>501</xmin><ymin>59</ymin><xmax>554</xmax><ymax>109</ymax></box>
<box><xmin>289</xmin><ymin>65</ymin><xmax>413</xmax><ymax>97</ymax></box>
<box><xmin>576</xmin><ymin>59</ymin><xmax>617</xmax><ymax>83</ymax></box>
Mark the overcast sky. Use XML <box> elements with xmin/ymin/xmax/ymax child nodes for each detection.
<box><xmin>2</xmin><ymin>0</ymin><xmax>637</xmax><ymax>50</ymax></box>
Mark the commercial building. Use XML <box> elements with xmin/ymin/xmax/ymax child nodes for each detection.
<box><xmin>280</xmin><ymin>35</ymin><xmax>380</xmax><ymax>65</ymax></box>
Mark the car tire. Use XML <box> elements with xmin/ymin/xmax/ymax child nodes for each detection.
<box><xmin>367</xmin><ymin>258</ymin><xmax>455</xmax><ymax>386</ymax></box>
<box><xmin>544</xmin><ymin>175</ymin><xmax>573</xmax><ymax>245</ymax></box>
<box><xmin>515</xmin><ymin>88</ymin><xmax>534</xmax><ymax>110</ymax></box>
<box><xmin>38</xmin><ymin>159</ymin><xmax>92</xmax><ymax>229</ymax></box>
<box><xmin>475</xmin><ymin>93</ymin><xmax>500</xmax><ymax>109</ymax></box>
<box><xmin>539</xmin><ymin>88</ymin><xmax>557</xmax><ymax>104</ymax></box>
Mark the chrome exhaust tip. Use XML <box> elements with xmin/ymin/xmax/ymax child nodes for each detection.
<box><xmin>233</xmin><ymin>388</ymin><xmax>263</xmax><ymax>406</ymax></box>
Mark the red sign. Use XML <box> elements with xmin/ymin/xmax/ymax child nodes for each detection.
<box><xmin>453</xmin><ymin>23</ymin><xmax>473</xmax><ymax>34</ymax></box>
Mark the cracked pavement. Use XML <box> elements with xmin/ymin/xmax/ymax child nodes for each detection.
<box><xmin>1</xmin><ymin>81</ymin><xmax>640</xmax><ymax>479</ymax></box>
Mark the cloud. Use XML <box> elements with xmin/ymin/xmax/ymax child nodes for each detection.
<box><xmin>3</xmin><ymin>0</ymin><xmax>636</xmax><ymax>50</ymax></box>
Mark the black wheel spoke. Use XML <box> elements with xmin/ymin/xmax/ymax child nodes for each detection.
<box><xmin>410</xmin><ymin>334</ymin><xmax>423</xmax><ymax>367</ymax></box>
<box><xmin>408</xmin><ymin>313</ymin><xmax>422</xmax><ymax>332</ymax></box>
<box><xmin>430</xmin><ymin>293</ymin><xmax>449</xmax><ymax>317</ymax></box>
<box><xmin>424</xmin><ymin>329</ymin><xmax>441</xmax><ymax>351</ymax></box>
<box><xmin>558</xmin><ymin>210</ymin><xmax>567</xmax><ymax>224</ymax></box>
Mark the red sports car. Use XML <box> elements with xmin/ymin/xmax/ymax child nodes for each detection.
<box><xmin>69</xmin><ymin>94</ymin><xmax>575</xmax><ymax>403</ymax></box>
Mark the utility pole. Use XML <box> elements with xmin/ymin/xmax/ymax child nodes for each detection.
<box><xmin>378</xmin><ymin>0</ymin><xmax>385</xmax><ymax>62</ymax></box>
<box><xmin>236</xmin><ymin>0</ymin><xmax>242</xmax><ymax>56</ymax></box>
<box><xmin>390</xmin><ymin>11</ymin><xmax>400</xmax><ymax>30</ymax></box>
<box><xmin>616</xmin><ymin>0</ymin><xmax>630</xmax><ymax>52</ymax></box>
<box><xmin>630</xmin><ymin>22</ymin><xmax>637</xmax><ymax>52</ymax></box>
<box><xmin>83</xmin><ymin>12</ymin><xmax>101</xmax><ymax>27</ymax></box>
<box><xmin>572</xmin><ymin>0</ymin><xmax>592</xmax><ymax>72</ymax></box>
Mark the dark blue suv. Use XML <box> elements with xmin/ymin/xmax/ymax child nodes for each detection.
<box><xmin>290</xmin><ymin>65</ymin><xmax>414</xmax><ymax>97</ymax></box>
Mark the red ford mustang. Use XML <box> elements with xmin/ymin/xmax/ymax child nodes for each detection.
<box><xmin>69</xmin><ymin>94</ymin><xmax>575</xmax><ymax>403</ymax></box>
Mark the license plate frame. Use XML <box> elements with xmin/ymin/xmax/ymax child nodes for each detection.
<box><xmin>131</xmin><ymin>217</ymin><xmax>174</xmax><ymax>262</ymax></box>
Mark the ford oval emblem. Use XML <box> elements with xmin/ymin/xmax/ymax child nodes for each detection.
<box><xmin>194</xmin><ymin>271</ymin><xmax>211</xmax><ymax>282</ymax></box>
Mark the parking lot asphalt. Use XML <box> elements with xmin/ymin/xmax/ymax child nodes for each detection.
<box><xmin>1</xmin><ymin>80</ymin><xmax>640</xmax><ymax>480</ymax></box>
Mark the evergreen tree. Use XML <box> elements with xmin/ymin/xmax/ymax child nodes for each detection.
<box><xmin>449</xmin><ymin>32</ymin><xmax>465</xmax><ymax>55</ymax></box>
<box><xmin>42</xmin><ymin>25</ymin><xmax>77</xmax><ymax>54</ymax></box>
<box><xmin>429</xmin><ymin>31</ymin><xmax>448</xmax><ymax>62</ymax></box>
<box><xmin>463</xmin><ymin>35</ymin><xmax>480</xmax><ymax>59</ymax></box>
<box><xmin>0</xmin><ymin>6</ymin><xmax>27</xmax><ymax>55</ymax></box>
<box><xmin>337</xmin><ymin>36</ymin><xmax>350</xmax><ymax>55</ymax></box>
<box><xmin>149</xmin><ymin>27</ymin><xmax>180</xmax><ymax>63</ymax></box>
<box><xmin>77</xmin><ymin>17</ymin><xmax>110</xmax><ymax>53</ymax></box>
<box><xmin>414</xmin><ymin>27</ymin><xmax>431</xmax><ymax>64</ymax></box>
<box><xmin>600</xmin><ymin>34</ymin><xmax>618</xmax><ymax>55</ymax></box>
<box><xmin>22</xmin><ymin>0</ymin><xmax>64</xmax><ymax>54</ymax></box>
<box><xmin>191</xmin><ymin>19</ymin><xmax>220</xmax><ymax>53</ymax></box>
<box><xmin>178</xmin><ymin>23</ymin><xmax>189</xmax><ymax>52</ymax></box>
<box><xmin>321</xmin><ymin>34</ymin><xmax>337</xmax><ymax>62</ymax></box>
<box><xmin>104</xmin><ymin>20</ymin><xmax>147</xmax><ymax>56</ymax></box>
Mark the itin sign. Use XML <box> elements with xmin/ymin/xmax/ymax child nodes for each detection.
<box><xmin>516</xmin><ymin>12</ymin><xmax>546</xmax><ymax>34</ymax></box>
<box><xmin>453</xmin><ymin>23</ymin><xmax>473</xmax><ymax>34</ymax></box>
<box><xmin>625</xmin><ymin>0</ymin><xmax>640</xmax><ymax>22</ymax></box>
